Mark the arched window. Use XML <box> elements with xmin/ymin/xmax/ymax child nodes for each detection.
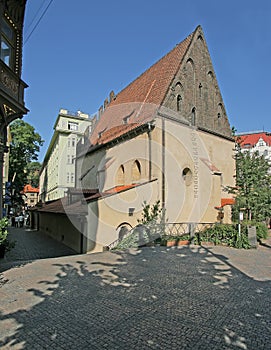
<box><xmin>116</xmin><ymin>165</ymin><xmax>125</xmax><ymax>185</ymax></box>
<box><xmin>182</xmin><ymin>167</ymin><xmax>192</xmax><ymax>186</ymax></box>
<box><xmin>177</xmin><ymin>95</ymin><xmax>182</xmax><ymax>112</ymax></box>
<box><xmin>132</xmin><ymin>160</ymin><xmax>141</xmax><ymax>182</ymax></box>
<box><xmin>191</xmin><ymin>107</ymin><xmax>196</xmax><ymax>126</ymax></box>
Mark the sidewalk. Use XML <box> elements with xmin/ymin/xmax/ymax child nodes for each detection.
<box><xmin>0</xmin><ymin>227</ymin><xmax>270</xmax><ymax>349</ymax></box>
<box><xmin>0</xmin><ymin>226</ymin><xmax>77</xmax><ymax>271</ymax></box>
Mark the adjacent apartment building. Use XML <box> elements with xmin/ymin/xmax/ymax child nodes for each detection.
<box><xmin>22</xmin><ymin>184</ymin><xmax>39</xmax><ymax>208</ymax></box>
<box><xmin>39</xmin><ymin>109</ymin><xmax>95</xmax><ymax>202</ymax></box>
<box><xmin>238</xmin><ymin>131</ymin><xmax>271</xmax><ymax>173</ymax></box>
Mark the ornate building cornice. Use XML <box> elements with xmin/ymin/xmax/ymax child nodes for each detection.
<box><xmin>2</xmin><ymin>0</ymin><xmax>27</xmax><ymax>27</ymax></box>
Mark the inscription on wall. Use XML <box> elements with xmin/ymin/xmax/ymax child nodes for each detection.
<box><xmin>191</xmin><ymin>129</ymin><xmax>199</xmax><ymax>198</ymax></box>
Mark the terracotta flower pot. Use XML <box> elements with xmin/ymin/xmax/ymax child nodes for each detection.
<box><xmin>178</xmin><ymin>240</ymin><xmax>190</xmax><ymax>246</ymax></box>
<box><xmin>166</xmin><ymin>240</ymin><xmax>177</xmax><ymax>247</ymax></box>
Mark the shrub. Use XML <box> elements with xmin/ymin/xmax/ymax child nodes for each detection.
<box><xmin>198</xmin><ymin>223</ymin><xmax>250</xmax><ymax>249</ymax></box>
<box><xmin>0</xmin><ymin>218</ymin><xmax>15</xmax><ymax>254</ymax></box>
<box><xmin>0</xmin><ymin>218</ymin><xmax>9</xmax><ymax>245</ymax></box>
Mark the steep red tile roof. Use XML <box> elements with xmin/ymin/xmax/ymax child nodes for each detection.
<box><xmin>238</xmin><ymin>132</ymin><xmax>271</xmax><ymax>148</ymax></box>
<box><xmin>97</xmin><ymin>123</ymin><xmax>140</xmax><ymax>144</ymax></box>
<box><xmin>90</xmin><ymin>27</ymin><xmax>197</xmax><ymax>145</ymax></box>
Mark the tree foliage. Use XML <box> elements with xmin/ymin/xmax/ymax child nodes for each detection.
<box><xmin>137</xmin><ymin>200</ymin><xmax>164</xmax><ymax>225</ymax></box>
<box><xmin>229</xmin><ymin>142</ymin><xmax>271</xmax><ymax>222</ymax></box>
<box><xmin>8</xmin><ymin>120</ymin><xmax>44</xmax><ymax>192</ymax></box>
<box><xmin>26</xmin><ymin>161</ymin><xmax>42</xmax><ymax>188</ymax></box>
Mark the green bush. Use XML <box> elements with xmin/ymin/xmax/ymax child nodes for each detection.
<box><xmin>240</xmin><ymin>221</ymin><xmax>268</xmax><ymax>240</ymax></box>
<box><xmin>255</xmin><ymin>222</ymin><xmax>268</xmax><ymax>240</ymax></box>
<box><xmin>0</xmin><ymin>218</ymin><xmax>15</xmax><ymax>253</ymax></box>
<box><xmin>197</xmin><ymin>223</ymin><xmax>250</xmax><ymax>249</ymax></box>
<box><xmin>0</xmin><ymin>218</ymin><xmax>9</xmax><ymax>245</ymax></box>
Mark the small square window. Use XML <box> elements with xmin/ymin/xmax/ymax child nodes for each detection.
<box><xmin>68</xmin><ymin>122</ymin><xmax>78</xmax><ymax>131</ymax></box>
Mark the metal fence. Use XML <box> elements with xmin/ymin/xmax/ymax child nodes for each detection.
<box><xmin>108</xmin><ymin>222</ymin><xmax>217</xmax><ymax>250</ymax></box>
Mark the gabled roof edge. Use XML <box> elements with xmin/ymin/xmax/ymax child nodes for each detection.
<box><xmin>160</xmin><ymin>25</ymin><xmax>201</xmax><ymax>107</ymax></box>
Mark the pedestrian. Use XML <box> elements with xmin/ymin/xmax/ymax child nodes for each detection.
<box><xmin>15</xmin><ymin>215</ymin><xmax>19</xmax><ymax>228</ymax></box>
<box><xmin>25</xmin><ymin>212</ymin><xmax>30</xmax><ymax>226</ymax></box>
<box><xmin>19</xmin><ymin>213</ymin><xmax>24</xmax><ymax>228</ymax></box>
<box><xmin>11</xmin><ymin>215</ymin><xmax>15</xmax><ymax>227</ymax></box>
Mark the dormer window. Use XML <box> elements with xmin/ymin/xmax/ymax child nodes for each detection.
<box><xmin>258</xmin><ymin>138</ymin><xmax>265</xmax><ymax>147</ymax></box>
<box><xmin>123</xmin><ymin>116</ymin><xmax>130</xmax><ymax>124</ymax></box>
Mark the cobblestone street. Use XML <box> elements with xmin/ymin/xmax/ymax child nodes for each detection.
<box><xmin>0</xmin><ymin>227</ymin><xmax>271</xmax><ymax>349</ymax></box>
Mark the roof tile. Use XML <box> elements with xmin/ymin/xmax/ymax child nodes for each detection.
<box><xmin>90</xmin><ymin>28</ymin><xmax>195</xmax><ymax>145</ymax></box>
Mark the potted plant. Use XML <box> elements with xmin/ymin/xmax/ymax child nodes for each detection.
<box><xmin>165</xmin><ymin>235</ymin><xmax>178</xmax><ymax>247</ymax></box>
<box><xmin>0</xmin><ymin>218</ymin><xmax>15</xmax><ymax>258</ymax></box>
<box><xmin>177</xmin><ymin>234</ymin><xmax>190</xmax><ymax>246</ymax></box>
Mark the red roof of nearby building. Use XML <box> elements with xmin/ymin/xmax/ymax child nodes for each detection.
<box><xmin>90</xmin><ymin>27</ymin><xmax>197</xmax><ymax>146</ymax></box>
<box><xmin>215</xmin><ymin>197</ymin><xmax>235</xmax><ymax>209</ymax></box>
<box><xmin>23</xmin><ymin>184</ymin><xmax>39</xmax><ymax>193</ymax></box>
<box><xmin>238</xmin><ymin>132</ymin><xmax>271</xmax><ymax>148</ymax></box>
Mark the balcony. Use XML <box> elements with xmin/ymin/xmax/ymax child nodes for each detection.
<box><xmin>0</xmin><ymin>59</ymin><xmax>28</xmax><ymax>117</ymax></box>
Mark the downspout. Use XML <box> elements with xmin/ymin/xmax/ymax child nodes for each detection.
<box><xmin>162</xmin><ymin>117</ymin><xmax>166</xmax><ymax>208</ymax></box>
<box><xmin>148</xmin><ymin>122</ymin><xmax>152</xmax><ymax>181</ymax></box>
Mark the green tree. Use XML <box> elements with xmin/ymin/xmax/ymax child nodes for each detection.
<box><xmin>9</xmin><ymin>120</ymin><xmax>44</xmax><ymax>194</ymax></box>
<box><xmin>229</xmin><ymin>143</ymin><xmax>271</xmax><ymax>222</ymax></box>
<box><xmin>26</xmin><ymin>161</ymin><xmax>42</xmax><ymax>188</ymax></box>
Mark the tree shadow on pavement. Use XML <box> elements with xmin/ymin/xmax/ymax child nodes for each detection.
<box><xmin>0</xmin><ymin>246</ymin><xmax>270</xmax><ymax>349</ymax></box>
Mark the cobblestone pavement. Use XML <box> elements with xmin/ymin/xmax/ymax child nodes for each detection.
<box><xmin>0</xmin><ymin>228</ymin><xmax>270</xmax><ymax>349</ymax></box>
<box><xmin>0</xmin><ymin>227</ymin><xmax>77</xmax><ymax>269</ymax></box>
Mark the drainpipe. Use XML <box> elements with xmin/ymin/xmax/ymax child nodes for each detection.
<box><xmin>147</xmin><ymin>122</ymin><xmax>152</xmax><ymax>181</ymax></box>
<box><xmin>161</xmin><ymin>117</ymin><xmax>165</xmax><ymax>209</ymax></box>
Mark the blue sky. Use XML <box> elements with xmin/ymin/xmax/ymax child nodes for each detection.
<box><xmin>22</xmin><ymin>0</ymin><xmax>271</xmax><ymax>161</ymax></box>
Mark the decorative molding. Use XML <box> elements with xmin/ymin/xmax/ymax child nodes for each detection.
<box><xmin>3</xmin><ymin>103</ymin><xmax>15</xmax><ymax>116</ymax></box>
<box><xmin>0</xmin><ymin>69</ymin><xmax>18</xmax><ymax>95</ymax></box>
<box><xmin>5</xmin><ymin>0</ymin><xmax>26</xmax><ymax>26</ymax></box>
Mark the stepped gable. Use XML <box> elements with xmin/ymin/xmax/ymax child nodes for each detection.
<box><xmin>90</xmin><ymin>27</ymin><xmax>197</xmax><ymax>145</ymax></box>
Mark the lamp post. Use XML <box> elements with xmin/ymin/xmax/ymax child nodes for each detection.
<box><xmin>0</xmin><ymin>0</ymin><xmax>28</xmax><ymax>218</ymax></box>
